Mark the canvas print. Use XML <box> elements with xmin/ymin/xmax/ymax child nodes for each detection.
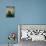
<box><xmin>6</xmin><ymin>6</ymin><xmax>15</xmax><ymax>17</ymax></box>
<box><xmin>18</xmin><ymin>25</ymin><xmax>46</xmax><ymax>41</ymax></box>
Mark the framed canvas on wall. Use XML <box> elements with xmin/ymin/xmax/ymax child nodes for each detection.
<box><xmin>6</xmin><ymin>6</ymin><xmax>15</xmax><ymax>17</ymax></box>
